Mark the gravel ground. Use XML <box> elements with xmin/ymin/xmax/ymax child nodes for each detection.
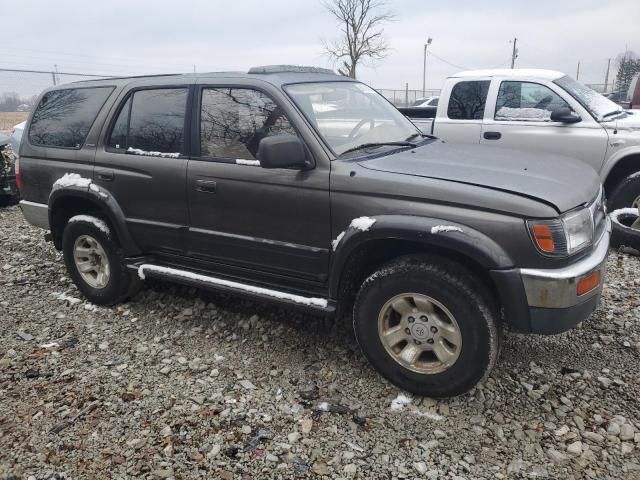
<box><xmin>1</xmin><ymin>204</ymin><xmax>639</xmax><ymax>480</ymax></box>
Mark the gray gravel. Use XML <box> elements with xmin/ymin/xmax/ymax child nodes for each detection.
<box><xmin>1</xmin><ymin>204</ymin><xmax>639</xmax><ymax>480</ymax></box>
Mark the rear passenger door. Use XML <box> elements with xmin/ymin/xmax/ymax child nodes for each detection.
<box><xmin>433</xmin><ymin>80</ymin><xmax>490</xmax><ymax>144</ymax></box>
<box><xmin>96</xmin><ymin>86</ymin><xmax>191</xmax><ymax>255</ymax></box>
<box><xmin>186</xmin><ymin>84</ymin><xmax>331</xmax><ymax>284</ymax></box>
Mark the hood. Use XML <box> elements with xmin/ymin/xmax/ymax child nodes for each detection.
<box><xmin>358</xmin><ymin>141</ymin><xmax>600</xmax><ymax>213</ymax></box>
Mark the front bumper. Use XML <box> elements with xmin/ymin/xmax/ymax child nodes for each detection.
<box><xmin>492</xmin><ymin>217</ymin><xmax>611</xmax><ymax>334</ymax></box>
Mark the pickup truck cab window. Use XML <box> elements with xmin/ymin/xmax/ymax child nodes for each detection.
<box><xmin>447</xmin><ymin>81</ymin><xmax>490</xmax><ymax>120</ymax></box>
<box><xmin>199</xmin><ymin>88</ymin><xmax>297</xmax><ymax>161</ymax></box>
<box><xmin>285</xmin><ymin>81</ymin><xmax>418</xmax><ymax>156</ymax></box>
<box><xmin>495</xmin><ymin>81</ymin><xmax>569</xmax><ymax>122</ymax></box>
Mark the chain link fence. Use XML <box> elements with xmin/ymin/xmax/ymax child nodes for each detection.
<box><xmin>377</xmin><ymin>88</ymin><xmax>441</xmax><ymax>107</ymax></box>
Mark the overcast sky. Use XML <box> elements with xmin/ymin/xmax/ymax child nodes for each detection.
<box><xmin>1</xmin><ymin>0</ymin><xmax>638</xmax><ymax>97</ymax></box>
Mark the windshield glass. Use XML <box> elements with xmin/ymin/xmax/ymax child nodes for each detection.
<box><xmin>284</xmin><ymin>82</ymin><xmax>419</xmax><ymax>156</ymax></box>
<box><xmin>554</xmin><ymin>75</ymin><xmax>622</xmax><ymax>120</ymax></box>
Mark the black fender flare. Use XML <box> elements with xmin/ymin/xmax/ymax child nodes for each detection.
<box><xmin>48</xmin><ymin>184</ymin><xmax>141</xmax><ymax>256</ymax></box>
<box><xmin>329</xmin><ymin>214</ymin><xmax>514</xmax><ymax>298</ymax></box>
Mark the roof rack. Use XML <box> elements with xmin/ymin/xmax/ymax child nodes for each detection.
<box><xmin>71</xmin><ymin>73</ymin><xmax>183</xmax><ymax>84</ymax></box>
<box><xmin>248</xmin><ymin>65</ymin><xmax>335</xmax><ymax>75</ymax></box>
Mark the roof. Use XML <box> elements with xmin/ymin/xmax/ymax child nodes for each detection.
<box><xmin>450</xmin><ymin>69</ymin><xmax>566</xmax><ymax>80</ymax></box>
<box><xmin>65</xmin><ymin>65</ymin><xmax>348</xmax><ymax>90</ymax></box>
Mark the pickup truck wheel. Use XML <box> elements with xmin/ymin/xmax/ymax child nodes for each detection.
<box><xmin>607</xmin><ymin>173</ymin><xmax>640</xmax><ymax>211</ymax></box>
<box><xmin>62</xmin><ymin>215</ymin><xmax>135</xmax><ymax>305</ymax></box>
<box><xmin>353</xmin><ymin>255</ymin><xmax>500</xmax><ymax>398</ymax></box>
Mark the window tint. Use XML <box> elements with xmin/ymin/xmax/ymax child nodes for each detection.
<box><xmin>200</xmin><ymin>88</ymin><xmax>297</xmax><ymax>160</ymax></box>
<box><xmin>108</xmin><ymin>88</ymin><xmax>187</xmax><ymax>154</ymax></box>
<box><xmin>495</xmin><ymin>81</ymin><xmax>569</xmax><ymax>122</ymax></box>
<box><xmin>108</xmin><ymin>96</ymin><xmax>130</xmax><ymax>149</ymax></box>
<box><xmin>447</xmin><ymin>81</ymin><xmax>490</xmax><ymax>120</ymax></box>
<box><xmin>129</xmin><ymin>89</ymin><xmax>187</xmax><ymax>153</ymax></box>
<box><xmin>29</xmin><ymin>87</ymin><xmax>113</xmax><ymax>148</ymax></box>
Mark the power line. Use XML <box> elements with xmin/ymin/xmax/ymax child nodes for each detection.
<box><xmin>0</xmin><ymin>67</ymin><xmax>116</xmax><ymax>78</ymax></box>
<box><xmin>427</xmin><ymin>50</ymin><xmax>470</xmax><ymax>71</ymax></box>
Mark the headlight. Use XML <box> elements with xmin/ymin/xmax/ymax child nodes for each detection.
<box><xmin>528</xmin><ymin>207</ymin><xmax>594</xmax><ymax>256</ymax></box>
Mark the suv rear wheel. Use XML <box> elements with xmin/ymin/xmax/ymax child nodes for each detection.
<box><xmin>62</xmin><ymin>215</ymin><xmax>140</xmax><ymax>305</ymax></box>
<box><xmin>353</xmin><ymin>255</ymin><xmax>500</xmax><ymax>398</ymax></box>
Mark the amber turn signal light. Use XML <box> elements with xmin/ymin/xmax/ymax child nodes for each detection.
<box><xmin>577</xmin><ymin>271</ymin><xmax>600</xmax><ymax>296</ymax></box>
<box><xmin>531</xmin><ymin>224</ymin><xmax>555</xmax><ymax>253</ymax></box>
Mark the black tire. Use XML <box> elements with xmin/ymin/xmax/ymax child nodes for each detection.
<box><xmin>610</xmin><ymin>208</ymin><xmax>640</xmax><ymax>250</ymax></box>
<box><xmin>607</xmin><ymin>173</ymin><xmax>640</xmax><ymax>211</ymax></box>
<box><xmin>353</xmin><ymin>255</ymin><xmax>501</xmax><ymax>398</ymax></box>
<box><xmin>62</xmin><ymin>216</ymin><xmax>136</xmax><ymax>305</ymax></box>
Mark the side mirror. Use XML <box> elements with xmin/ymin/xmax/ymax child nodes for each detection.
<box><xmin>550</xmin><ymin>107</ymin><xmax>581</xmax><ymax>124</ymax></box>
<box><xmin>257</xmin><ymin>135</ymin><xmax>310</xmax><ymax>169</ymax></box>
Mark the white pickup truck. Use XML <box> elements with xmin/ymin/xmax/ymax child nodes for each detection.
<box><xmin>412</xmin><ymin>69</ymin><xmax>640</xmax><ymax>210</ymax></box>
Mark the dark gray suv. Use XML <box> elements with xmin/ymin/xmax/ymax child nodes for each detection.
<box><xmin>17</xmin><ymin>65</ymin><xmax>610</xmax><ymax>397</ymax></box>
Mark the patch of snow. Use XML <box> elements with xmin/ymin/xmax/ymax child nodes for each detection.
<box><xmin>413</xmin><ymin>410</ymin><xmax>443</xmax><ymax>421</ymax></box>
<box><xmin>350</xmin><ymin>216</ymin><xmax>376</xmax><ymax>232</ymax></box>
<box><xmin>52</xmin><ymin>292</ymin><xmax>82</xmax><ymax>305</ymax></box>
<box><xmin>39</xmin><ymin>342</ymin><xmax>60</xmax><ymax>349</ymax></box>
<box><xmin>53</xmin><ymin>173</ymin><xmax>92</xmax><ymax>190</ymax></box>
<box><xmin>89</xmin><ymin>183</ymin><xmax>100</xmax><ymax>193</ymax></box>
<box><xmin>236</xmin><ymin>159</ymin><xmax>261</xmax><ymax>166</ymax></box>
<box><xmin>331</xmin><ymin>216</ymin><xmax>377</xmax><ymax>251</ymax></box>
<box><xmin>68</xmin><ymin>215</ymin><xmax>111</xmax><ymax>236</ymax></box>
<box><xmin>214</xmin><ymin>353</ymin><xmax>225</xmax><ymax>362</ymax></box>
<box><xmin>431</xmin><ymin>225</ymin><xmax>464</xmax><ymax>234</ymax></box>
<box><xmin>137</xmin><ymin>264</ymin><xmax>328</xmax><ymax>308</ymax></box>
<box><xmin>315</xmin><ymin>401</ymin><xmax>330</xmax><ymax>412</ymax></box>
<box><xmin>610</xmin><ymin>207</ymin><xmax>639</xmax><ymax>218</ymax></box>
<box><xmin>331</xmin><ymin>231</ymin><xmax>346</xmax><ymax>251</ymax></box>
<box><xmin>127</xmin><ymin>147</ymin><xmax>180</xmax><ymax>158</ymax></box>
<box><xmin>495</xmin><ymin>107</ymin><xmax>552</xmax><ymax>121</ymax></box>
<box><xmin>390</xmin><ymin>393</ymin><xmax>412</xmax><ymax>411</ymax></box>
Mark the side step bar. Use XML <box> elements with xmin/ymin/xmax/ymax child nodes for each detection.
<box><xmin>131</xmin><ymin>263</ymin><xmax>335</xmax><ymax>313</ymax></box>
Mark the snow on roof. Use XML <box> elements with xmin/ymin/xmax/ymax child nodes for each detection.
<box><xmin>450</xmin><ymin>69</ymin><xmax>566</xmax><ymax>80</ymax></box>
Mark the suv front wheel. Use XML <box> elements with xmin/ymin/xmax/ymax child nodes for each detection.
<box><xmin>353</xmin><ymin>255</ymin><xmax>501</xmax><ymax>398</ymax></box>
<box><xmin>62</xmin><ymin>215</ymin><xmax>140</xmax><ymax>305</ymax></box>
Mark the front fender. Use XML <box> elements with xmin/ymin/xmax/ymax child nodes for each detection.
<box><xmin>329</xmin><ymin>214</ymin><xmax>514</xmax><ymax>297</ymax></box>
<box><xmin>48</xmin><ymin>184</ymin><xmax>141</xmax><ymax>256</ymax></box>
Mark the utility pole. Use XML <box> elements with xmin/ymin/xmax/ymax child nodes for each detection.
<box><xmin>422</xmin><ymin>38</ymin><xmax>432</xmax><ymax>97</ymax></box>
<box><xmin>604</xmin><ymin>58</ymin><xmax>611</xmax><ymax>92</ymax></box>
<box><xmin>510</xmin><ymin>37</ymin><xmax>518</xmax><ymax>69</ymax></box>
<box><xmin>576</xmin><ymin>61</ymin><xmax>580</xmax><ymax>80</ymax></box>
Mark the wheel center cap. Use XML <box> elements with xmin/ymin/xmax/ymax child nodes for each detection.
<box><xmin>410</xmin><ymin>322</ymin><xmax>432</xmax><ymax>341</ymax></box>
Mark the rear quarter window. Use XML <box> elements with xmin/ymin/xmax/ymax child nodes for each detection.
<box><xmin>29</xmin><ymin>86</ymin><xmax>113</xmax><ymax>148</ymax></box>
<box><xmin>447</xmin><ymin>81</ymin><xmax>490</xmax><ymax>120</ymax></box>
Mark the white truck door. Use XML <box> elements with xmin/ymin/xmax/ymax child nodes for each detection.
<box><xmin>433</xmin><ymin>79</ymin><xmax>490</xmax><ymax>144</ymax></box>
<box><xmin>479</xmin><ymin>79</ymin><xmax>609</xmax><ymax>173</ymax></box>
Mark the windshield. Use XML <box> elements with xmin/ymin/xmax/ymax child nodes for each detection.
<box><xmin>554</xmin><ymin>75</ymin><xmax>622</xmax><ymax>120</ymax></box>
<box><xmin>284</xmin><ymin>81</ymin><xmax>419</xmax><ymax>156</ymax></box>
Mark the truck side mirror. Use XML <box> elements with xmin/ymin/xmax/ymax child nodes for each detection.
<box><xmin>256</xmin><ymin>135</ymin><xmax>311</xmax><ymax>170</ymax></box>
<box><xmin>550</xmin><ymin>107</ymin><xmax>582</xmax><ymax>124</ymax></box>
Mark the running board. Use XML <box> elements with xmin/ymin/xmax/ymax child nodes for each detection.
<box><xmin>131</xmin><ymin>263</ymin><xmax>334</xmax><ymax>313</ymax></box>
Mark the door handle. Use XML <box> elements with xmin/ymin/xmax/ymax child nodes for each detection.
<box><xmin>483</xmin><ymin>131</ymin><xmax>502</xmax><ymax>140</ymax></box>
<box><xmin>196</xmin><ymin>179</ymin><xmax>217</xmax><ymax>194</ymax></box>
<box><xmin>97</xmin><ymin>170</ymin><xmax>115</xmax><ymax>181</ymax></box>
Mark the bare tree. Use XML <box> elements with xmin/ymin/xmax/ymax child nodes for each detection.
<box><xmin>323</xmin><ymin>0</ymin><xmax>394</xmax><ymax>79</ymax></box>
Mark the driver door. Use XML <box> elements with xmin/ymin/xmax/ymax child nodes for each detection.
<box><xmin>185</xmin><ymin>85</ymin><xmax>331</xmax><ymax>283</ymax></box>
<box><xmin>480</xmin><ymin>80</ymin><xmax>608</xmax><ymax>172</ymax></box>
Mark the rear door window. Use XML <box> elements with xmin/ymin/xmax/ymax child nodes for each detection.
<box><xmin>495</xmin><ymin>81</ymin><xmax>569</xmax><ymax>121</ymax></box>
<box><xmin>29</xmin><ymin>86</ymin><xmax>113</xmax><ymax>148</ymax></box>
<box><xmin>199</xmin><ymin>88</ymin><xmax>297</xmax><ymax>160</ymax></box>
<box><xmin>447</xmin><ymin>81</ymin><xmax>490</xmax><ymax>120</ymax></box>
<box><xmin>108</xmin><ymin>88</ymin><xmax>188</xmax><ymax>155</ymax></box>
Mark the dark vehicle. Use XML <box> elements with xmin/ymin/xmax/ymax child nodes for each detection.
<box><xmin>0</xmin><ymin>133</ymin><xmax>18</xmax><ymax>204</ymax></box>
<box><xmin>18</xmin><ymin>66</ymin><xmax>610</xmax><ymax>397</ymax></box>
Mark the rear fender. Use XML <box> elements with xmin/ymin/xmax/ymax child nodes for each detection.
<box><xmin>48</xmin><ymin>183</ymin><xmax>141</xmax><ymax>256</ymax></box>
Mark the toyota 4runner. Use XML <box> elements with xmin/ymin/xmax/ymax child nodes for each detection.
<box><xmin>17</xmin><ymin>66</ymin><xmax>610</xmax><ymax>397</ymax></box>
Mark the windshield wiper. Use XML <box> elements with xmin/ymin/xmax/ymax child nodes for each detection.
<box><xmin>602</xmin><ymin>110</ymin><xmax>624</xmax><ymax>119</ymax></box>
<box><xmin>340</xmin><ymin>141</ymin><xmax>417</xmax><ymax>156</ymax></box>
